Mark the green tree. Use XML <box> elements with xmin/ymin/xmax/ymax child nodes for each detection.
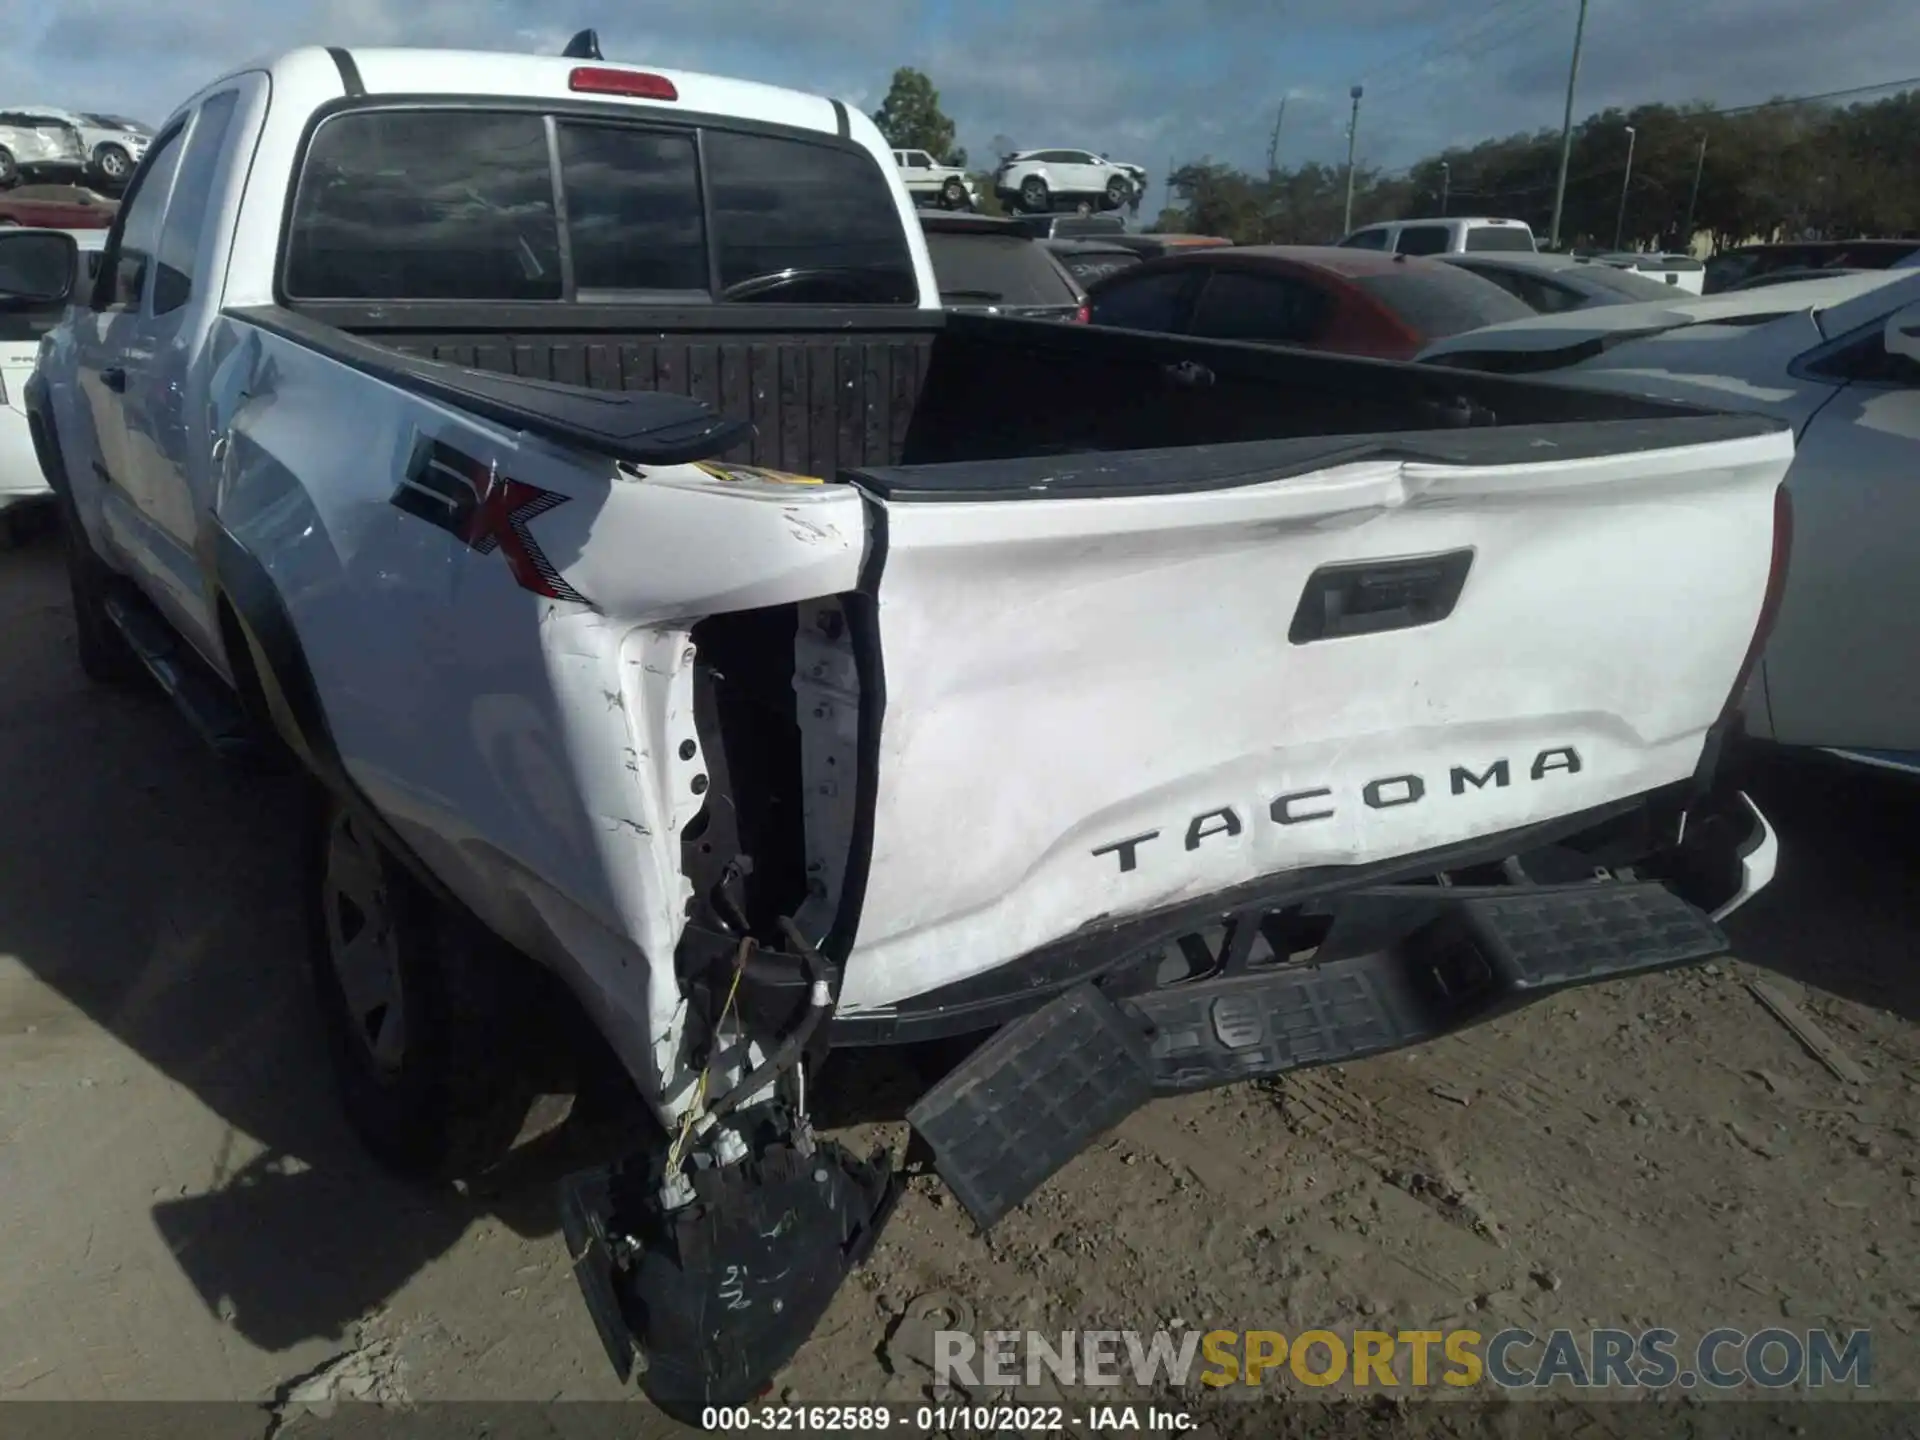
<box><xmin>871</xmin><ymin>68</ymin><xmax>962</xmax><ymax>166</ymax></box>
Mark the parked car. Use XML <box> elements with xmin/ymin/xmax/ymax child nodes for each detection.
<box><xmin>1043</xmin><ymin>237</ymin><xmax>1142</xmax><ymax>288</ymax></box>
<box><xmin>993</xmin><ymin>148</ymin><xmax>1146</xmax><ymax>214</ymax></box>
<box><xmin>891</xmin><ymin>147</ymin><xmax>975</xmax><ymax>210</ymax></box>
<box><xmin>16</xmin><ymin>40</ymin><xmax>1785</xmax><ymax>1418</ymax></box>
<box><xmin>20</xmin><ymin>108</ymin><xmax>152</xmax><ymax>187</ymax></box>
<box><xmin>0</xmin><ymin>110</ymin><xmax>88</xmax><ymax>188</ymax></box>
<box><xmin>1419</xmin><ymin>268</ymin><xmax>1920</xmax><ymax>774</ymax></box>
<box><xmin>1338</xmin><ymin>216</ymin><xmax>1537</xmax><ymax>255</ymax></box>
<box><xmin>1725</xmin><ymin>265</ymin><xmax>1868</xmax><ymax>292</ymax></box>
<box><xmin>1103</xmin><ymin>232</ymin><xmax>1233</xmax><ymax>260</ymax></box>
<box><xmin>1440</xmin><ymin>251</ymin><xmax>1683</xmax><ymax>312</ymax></box>
<box><xmin>919</xmin><ymin>212</ymin><xmax>1087</xmax><ymax>320</ymax></box>
<box><xmin>1086</xmin><ymin>245</ymin><xmax>1535</xmax><ymax>359</ymax></box>
<box><xmin>1577</xmin><ymin>251</ymin><xmax>1706</xmax><ymax>295</ymax></box>
<box><xmin>1704</xmin><ymin>239</ymin><xmax>1920</xmax><ymax>294</ymax></box>
<box><xmin>0</xmin><ymin>228</ymin><xmax>106</xmax><ymax>539</ymax></box>
<box><xmin>0</xmin><ymin>185</ymin><xmax>119</xmax><ymax>229</ymax></box>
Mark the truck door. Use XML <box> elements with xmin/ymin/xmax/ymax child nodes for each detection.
<box><xmin>93</xmin><ymin>84</ymin><xmax>248</xmax><ymax>660</ymax></box>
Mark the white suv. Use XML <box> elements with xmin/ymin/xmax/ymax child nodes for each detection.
<box><xmin>994</xmin><ymin>149</ymin><xmax>1146</xmax><ymax>215</ymax></box>
<box><xmin>892</xmin><ymin>149</ymin><xmax>977</xmax><ymax>210</ymax></box>
<box><xmin>0</xmin><ymin>111</ymin><xmax>87</xmax><ymax>188</ymax></box>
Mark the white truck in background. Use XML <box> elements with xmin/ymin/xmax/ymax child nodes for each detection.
<box><xmin>892</xmin><ymin>147</ymin><xmax>977</xmax><ymax>210</ymax></box>
<box><xmin>15</xmin><ymin>38</ymin><xmax>1786</xmax><ymax>1420</ymax></box>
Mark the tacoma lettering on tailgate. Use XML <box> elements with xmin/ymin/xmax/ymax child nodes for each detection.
<box><xmin>1092</xmin><ymin>747</ymin><xmax>1583</xmax><ymax>874</ymax></box>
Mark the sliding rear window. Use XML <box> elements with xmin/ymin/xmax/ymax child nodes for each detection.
<box><xmin>282</xmin><ymin>107</ymin><xmax>916</xmax><ymax>305</ymax></box>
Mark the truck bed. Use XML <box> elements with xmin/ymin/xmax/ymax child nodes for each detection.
<box><xmin>297</xmin><ymin>303</ymin><xmax>1754</xmax><ymax>480</ymax></box>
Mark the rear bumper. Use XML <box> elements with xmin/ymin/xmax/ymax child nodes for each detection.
<box><xmin>904</xmin><ymin>784</ymin><xmax>1774</xmax><ymax>1228</ymax></box>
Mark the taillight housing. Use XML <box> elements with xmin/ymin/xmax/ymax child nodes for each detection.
<box><xmin>1073</xmin><ymin>304</ymin><xmax>1090</xmax><ymax>323</ymax></box>
<box><xmin>568</xmin><ymin>67</ymin><xmax>678</xmax><ymax>101</ymax></box>
<box><xmin>1721</xmin><ymin>482</ymin><xmax>1794</xmax><ymax>725</ymax></box>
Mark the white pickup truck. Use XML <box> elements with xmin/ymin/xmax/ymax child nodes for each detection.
<box><xmin>16</xmin><ymin>42</ymin><xmax>1786</xmax><ymax>1418</ymax></box>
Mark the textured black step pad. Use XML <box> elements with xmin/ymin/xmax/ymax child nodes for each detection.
<box><xmin>1455</xmin><ymin>881</ymin><xmax>1727</xmax><ymax>990</ymax></box>
<box><xmin>907</xmin><ymin>983</ymin><xmax>1153</xmax><ymax>1230</ymax></box>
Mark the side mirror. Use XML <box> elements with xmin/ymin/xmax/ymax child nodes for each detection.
<box><xmin>1884</xmin><ymin>302</ymin><xmax>1920</xmax><ymax>367</ymax></box>
<box><xmin>0</xmin><ymin>229</ymin><xmax>79</xmax><ymax>306</ymax></box>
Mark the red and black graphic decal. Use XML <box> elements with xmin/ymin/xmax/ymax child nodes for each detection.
<box><xmin>391</xmin><ymin>439</ymin><xmax>588</xmax><ymax>604</ymax></box>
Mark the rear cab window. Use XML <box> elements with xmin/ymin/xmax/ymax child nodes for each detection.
<box><xmin>1464</xmin><ymin>225</ymin><xmax>1536</xmax><ymax>253</ymax></box>
<box><xmin>282</xmin><ymin>106</ymin><xmax>918</xmax><ymax>306</ymax></box>
<box><xmin>924</xmin><ymin>230</ymin><xmax>1081</xmax><ymax>307</ymax></box>
<box><xmin>1394</xmin><ymin>225</ymin><xmax>1452</xmax><ymax>257</ymax></box>
<box><xmin>1340</xmin><ymin>227</ymin><xmax>1390</xmax><ymax>251</ymax></box>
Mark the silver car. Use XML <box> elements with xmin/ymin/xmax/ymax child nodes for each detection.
<box><xmin>0</xmin><ymin>111</ymin><xmax>87</xmax><ymax>188</ymax></box>
<box><xmin>28</xmin><ymin>108</ymin><xmax>151</xmax><ymax>185</ymax></box>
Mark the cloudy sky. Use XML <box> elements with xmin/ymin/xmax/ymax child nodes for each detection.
<box><xmin>7</xmin><ymin>0</ymin><xmax>1918</xmax><ymax>204</ymax></box>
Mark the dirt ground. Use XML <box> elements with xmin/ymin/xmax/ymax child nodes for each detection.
<box><xmin>2</xmin><ymin>521</ymin><xmax>1917</xmax><ymax>1433</ymax></box>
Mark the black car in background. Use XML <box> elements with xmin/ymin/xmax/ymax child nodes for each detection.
<box><xmin>1703</xmin><ymin>239</ymin><xmax>1920</xmax><ymax>293</ymax></box>
<box><xmin>919</xmin><ymin>213</ymin><xmax>1089</xmax><ymax>321</ymax></box>
<box><xmin>1044</xmin><ymin>238</ymin><xmax>1143</xmax><ymax>289</ymax></box>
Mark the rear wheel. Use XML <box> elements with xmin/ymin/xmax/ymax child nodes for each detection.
<box><xmin>93</xmin><ymin>144</ymin><xmax>132</xmax><ymax>184</ymax></box>
<box><xmin>1019</xmin><ymin>175</ymin><xmax>1049</xmax><ymax>213</ymax></box>
<box><xmin>0</xmin><ymin>147</ymin><xmax>16</xmax><ymax>189</ymax></box>
<box><xmin>306</xmin><ymin>792</ymin><xmax>563</xmax><ymax>1184</ymax></box>
<box><xmin>1104</xmin><ymin>175</ymin><xmax>1130</xmax><ymax>209</ymax></box>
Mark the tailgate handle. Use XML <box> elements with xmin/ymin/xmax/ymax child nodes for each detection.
<box><xmin>101</xmin><ymin>366</ymin><xmax>127</xmax><ymax>393</ymax></box>
<box><xmin>1289</xmin><ymin>549</ymin><xmax>1474</xmax><ymax>644</ymax></box>
<box><xmin>1160</xmin><ymin>359</ymin><xmax>1215</xmax><ymax>389</ymax></box>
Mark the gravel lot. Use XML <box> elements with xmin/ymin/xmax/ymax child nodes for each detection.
<box><xmin>2</xmin><ymin>521</ymin><xmax>1916</xmax><ymax>1433</ymax></box>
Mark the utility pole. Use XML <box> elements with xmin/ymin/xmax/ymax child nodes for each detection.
<box><xmin>1614</xmin><ymin>124</ymin><xmax>1637</xmax><ymax>250</ymax></box>
<box><xmin>1548</xmin><ymin>0</ymin><xmax>1589</xmax><ymax>249</ymax></box>
<box><xmin>1342</xmin><ymin>84</ymin><xmax>1364</xmax><ymax>236</ymax></box>
<box><xmin>1266</xmin><ymin>97</ymin><xmax>1288</xmax><ymax>177</ymax></box>
<box><xmin>1439</xmin><ymin>162</ymin><xmax>1451</xmax><ymax>216</ymax></box>
<box><xmin>1682</xmin><ymin>133</ymin><xmax>1707</xmax><ymax>249</ymax></box>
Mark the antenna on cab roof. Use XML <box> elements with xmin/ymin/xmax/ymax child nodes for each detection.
<box><xmin>562</xmin><ymin>29</ymin><xmax>603</xmax><ymax>60</ymax></box>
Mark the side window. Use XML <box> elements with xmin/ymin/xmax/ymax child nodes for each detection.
<box><xmin>152</xmin><ymin>90</ymin><xmax>240</xmax><ymax>315</ymax></box>
<box><xmin>702</xmin><ymin>129</ymin><xmax>916</xmax><ymax>303</ymax></box>
<box><xmin>100</xmin><ymin>128</ymin><xmax>184</xmax><ymax>311</ymax></box>
<box><xmin>1088</xmin><ymin>267</ymin><xmax>1201</xmax><ymax>332</ymax></box>
<box><xmin>557</xmin><ymin>123</ymin><xmax>706</xmax><ymax>293</ymax></box>
<box><xmin>1395</xmin><ymin>225</ymin><xmax>1451</xmax><ymax>256</ymax></box>
<box><xmin>285</xmin><ymin>110</ymin><xmax>561</xmax><ymax>301</ymax></box>
<box><xmin>1341</xmin><ymin>227</ymin><xmax>1390</xmax><ymax>251</ymax></box>
<box><xmin>1187</xmin><ymin>269</ymin><xmax>1331</xmax><ymax>345</ymax></box>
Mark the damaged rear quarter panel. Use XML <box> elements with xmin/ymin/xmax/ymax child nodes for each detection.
<box><xmin>211</xmin><ymin>317</ymin><xmax>866</xmax><ymax>1110</ymax></box>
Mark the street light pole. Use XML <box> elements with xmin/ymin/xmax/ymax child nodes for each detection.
<box><xmin>1439</xmin><ymin>162</ymin><xmax>1451</xmax><ymax>216</ymax></box>
<box><xmin>1682</xmin><ymin>133</ymin><xmax>1707</xmax><ymax>248</ymax></box>
<box><xmin>1342</xmin><ymin>84</ymin><xmax>1364</xmax><ymax>236</ymax></box>
<box><xmin>1548</xmin><ymin>0</ymin><xmax>1590</xmax><ymax>249</ymax></box>
<box><xmin>1614</xmin><ymin>124</ymin><xmax>1637</xmax><ymax>251</ymax></box>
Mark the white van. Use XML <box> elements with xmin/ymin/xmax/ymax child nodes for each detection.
<box><xmin>1339</xmin><ymin>216</ymin><xmax>1537</xmax><ymax>256</ymax></box>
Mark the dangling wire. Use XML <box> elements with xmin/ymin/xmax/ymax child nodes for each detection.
<box><xmin>665</xmin><ymin>935</ymin><xmax>753</xmax><ymax>1177</ymax></box>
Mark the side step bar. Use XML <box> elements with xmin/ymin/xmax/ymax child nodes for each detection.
<box><xmin>103</xmin><ymin>590</ymin><xmax>265</xmax><ymax>764</ymax></box>
<box><xmin>907</xmin><ymin>880</ymin><xmax>1727</xmax><ymax>1231</ymax></box>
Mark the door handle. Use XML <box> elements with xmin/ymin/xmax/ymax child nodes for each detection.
<box><xmin>1160</xmin><ymin>359</ymin><xmax>1215</xmax><ymax>389</ymax></box>
<box><xmin>101</xmin><ymin>366</ymin><xmax>127</xmax><ymax>393</ymax></box>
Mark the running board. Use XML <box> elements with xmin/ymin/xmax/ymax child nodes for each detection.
<box><xmin>102</xmin><ymin>591</ymin><xmax>264</xmax><ymax>763</ymax></box>
<box><xmin>907</xmin><ymin>880</ymin><xmax>1726</xmax><ymax>1230</ymax></box>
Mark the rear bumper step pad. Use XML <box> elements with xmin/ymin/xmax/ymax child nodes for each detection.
<box><xmin>907</xmin><ymin>880</ymin><xmax>1725</xmax><ymax>1230</ymax></box>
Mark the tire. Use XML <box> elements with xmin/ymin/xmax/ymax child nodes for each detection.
<box><xmin>1019</xmin><ymin>175</ymin><xmax>1049</xmax><ymax>213</ymax></box>
<box><xmin>940</xmin><ymin>177</ymin><xmax>967</xmax><ymax>210</ymax></box>
<box><xmin>0</xmin><ymin>147</ymin><xmax>15</xmax><ymax>189</ymax></box>
<box><xmin>306</xmin><ymin>791</ymin><xmax>560</xmax><ymax>1184</ymax></box>
<box><xmin>1104</xmin><ymin>175</ymin><xmax>1131</xmax><ymax>209</ymax></box>
<box><xmin>93</xmin><ymin>144</ymin><xmax>132</xmax><ymax>184</ymax></box>
<box><xmin>60</xmin><ymin>503</ymin><xmax>146</xmax><ymax>686</ymax></box>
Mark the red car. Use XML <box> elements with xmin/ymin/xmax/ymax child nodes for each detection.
<box><xmin>0</xmin><ymin>185</ymin><xmax>119</xmax><ymax>229</ymax></box>
<box><xmin>1085</xmin><ymin>244</ymin><xmax>1534</xmax><ymax>360</ymax></box>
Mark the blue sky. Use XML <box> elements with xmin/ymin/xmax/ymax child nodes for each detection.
<box><xmin>8</xmin><ymin>0</ymin><xmax>1918</xmax><ymax>210</ymax></box>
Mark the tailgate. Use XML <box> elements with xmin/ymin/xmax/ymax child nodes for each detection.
<box><xmin>837</xmin><ymin>420</ymin><xmax>1792</xmax><ymax>1011</ymax></box>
